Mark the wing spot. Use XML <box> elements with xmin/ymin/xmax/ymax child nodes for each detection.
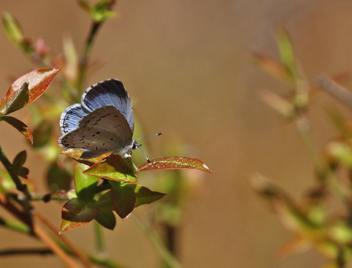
<box><xmin>110</xmin><ymin>138</ymin><xmax>113</xmax><ymax>141</ymax></box>
<box><xmin>96</xmin><ymin>147</ymin><xmax>99</xmax><ymax>150</ymax></box>
<box><xmin>105</xmin><ymin>149</ymin><xmax>108</xmax><ymax>151</ymax></box>
<box><xmin>96</xmin><ymin>131</ymin><xmax>100</xmax><ymax>134</ymax></box>
<box><xmin>92</xmin><ymin>134</ymin><xmax>95</xmax><ymax>137</ymax></box>
<box><xmin>103</xmin><ymin>143</ymin><xmax>105</xmax><ymax>145</ymax></box>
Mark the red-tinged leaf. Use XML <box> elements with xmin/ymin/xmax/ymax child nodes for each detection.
<box><xmin>61</xmin><ymin>148</ymin><xmax>110</xmax><ymax>166</ymax></box>
<box><xmin>0</xmin><ymin>68</ymin><xmax>59</xmax><ymax>114</ymax></box>
<box><xmin>253</xmin><ymin>52</ymin><xmax>289</xmax><ymax>82</ymax></box>
<box><xmin>46</xmin><ymin>161</ymin><xmax>72</xmax><ymax>192</ymax></box>
<box><xmin>95</xmin><ymin>210</ymin><xmax>116</xmax><ymax>230</ymax></box>
<box><xmin>279</xmin><ymin>235</ymin><xmax>311</xmax><ymax>258</ymax></box>
<box><xmin>84</xmin><ymin>154</ymin><xmax>137</xmax><ymax>183</ymax></box>
<box><xmin>60</xmin><ymin>198</ymin><xmax>99</xmax><ymax>233</ymax></box>
<box><xmin>130</xmin><ymin>185</ymin><xmax>166</xmax><ymax>207</ymax></box>
<box><xmin>74</xmin><ymin>162</ymin><xmax>98</xmax><ymax>202</ymax></box>
<box><xmin>259</xmin><ymin>89</ymin><xmax>295</xmax><ymax>119</ymax></box>
<box><xmin>138</xmin><ymin>156</ymin><xmax>212</xmax><ymax>174</ymax></box>
<box><xmin>60</xmin><ymin>218</ymin><xmax>88</xmax><ymax>234</ymax></box>
<box><xmin>0</xmin><ymin>116</ymin><xmax>33</xmax><ymax>143</ymax></box>
<box><xmin>110</xmin><ymin>181</ymin><xmax>136</xmax><ymax>220</ymax></box>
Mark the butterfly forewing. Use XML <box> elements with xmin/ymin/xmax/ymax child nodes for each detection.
<box><xmin>59</xmin><ymin>106</ymin><xmax>133</xmax><ymax>157</ymax></box>
<box><xmin>81</xmin><ymin>79</ymin><xmax>134</xmax><ymax>132</ymax></box>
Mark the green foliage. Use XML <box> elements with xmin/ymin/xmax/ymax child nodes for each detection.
<box><xmin>0</xmin><ymin>2</ymin><xmax>210</xmax><ymax>267</ymax></box>
<box><xmin>252</xmin><ymin>28</ymin><xmax>352</xmax><ymax>267</ymax></box>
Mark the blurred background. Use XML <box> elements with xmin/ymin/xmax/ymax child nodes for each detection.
<box><xmin>1</xmin><ymin>0</ymin><xmax>352</xmax><ymax>267</ymax></box>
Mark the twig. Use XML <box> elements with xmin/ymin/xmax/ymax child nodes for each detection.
<box><xmin>0</xmin><ymin>248</ymin><xmax>52</xmax><ymax>256</ymax></box>
<box><xmin>94</xmin><ymin>221</ymin><xmax>106</xmax><ymax>254</ymax></box>
<box><xmin>33</xmin><ymin>223</ymin><xmax>82</xmax><ymax>268</ymax></box>
<box><xmin>34</xmin><ymin>210</ymin><xmax>95</xmax><ymax>268</ymax></box>
<box><xmin>76</xmin><ymin>21</ymin><xmax>104</xmax><ymax>99</ymax></box>
<box><xmin>0</xmin><ymin>146</ymin><xmax>33</xmax><ymax>214</ymax></box>
<box><xmin>317</xmin><ymin>75</ymin><xmax>352</xmax><ymax>110</ymax></box>
<box><xmin>133</xmin><ymin>212</ymin><xmax>182</xmax><ymax>268</ymax></box>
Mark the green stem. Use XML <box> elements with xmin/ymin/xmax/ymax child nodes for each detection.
<box><xmin>31</xmin><ymin>192</ymin><xmax>70</xmax><ymax>202</ymax></box>
<box><xmin>0</xmin><ymin>146</ymin><xmax>32</xmax><ymax>213</ymax></box>
<box><xmin>76</xmin><ymin>21</ymin><xmax>104</xmax><ymax>99</ymax></box>
<box><xmin>94</xmin><ymin>221</ymin><xmax>106</xmax><ymax>254</ymax></box>
<box><xmin>133</xmin><ymin>213</ymin><xmax>182</xmax><ymax>268</ymax></box>
<box><xmin>0</xmin><ymin>217</ymin><xmax>31</xmax><ymax>234</ymax></box>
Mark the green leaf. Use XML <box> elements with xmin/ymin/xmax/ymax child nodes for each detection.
<box><xmin>92</xmin><ymin>0</ymin><xmax>116</xmax><ymax>22</ymax></box>
<box><xmin>95</xmin><ymin>210</ymin><xmax>116</xmax><ymax>230</ymax></box>
<box><xmin>32</xmin><ymin>120</ymin><xmax>53</xmax><ymax>148</ymax></box>
<box><xmin>275</xmin><ymin>28</ymin><xmax>298</xmax><ymax>82</ymax></box>
<box><xmin>74</xmin><ymin>162</ymin><xmax>99</xmax><ymax>202</ymax></box>
<box><xmin>138</xmin><ymin>156</ymin><xmax>212</xmax><ymax>173</ymax></box>
<box><xmin>83</xmin><ymin>154</ymin><xmax>137</xmax><ymax>183</ymax></box>
<box><xmin>110</xmin><ymin>181</ymin><xmax>136</xmax><ymax>220</ymax></box>
<box><xmin>0</xmin><ymin>116</ymin><xmax>33</xmax><ymax>143</ymax></box>
<box><xmin>131</xmin><ymin>185</ymin><xmax>166</xmax><ymax>207</ymax></box>
<box><xmin>0</xmin><ymin>68</ymin><xmax>59</xmax><ymax>115</ymax></box>
<box><xmin>2</xmin><ymin>12</ymin><xmax>24</xmax><ymax>45</ymax></box>
<box><xmin>13</xmin><ymin>150</ymin><xmax>27</xmax><ymax>167</ymax></box>
<box><xmin>77</xmin><ymin>0</ymin><xmax>91</xmax><ymax>12</ymax></box>
<box><xmin>60</xmin><ymin>198</ymin><xmax>99</xmax><ymax>233</ymax></box>
<box><xmin>46</xmin><ymin>161</ymin><xmax>72</xmax><ymax>192</ymax></box>
<box><xmin>0</xmin><ymin>82</ymin><xmax>29</xmax><ymax>115</ymax></box>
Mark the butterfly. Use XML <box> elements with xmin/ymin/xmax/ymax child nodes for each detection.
<box><xmin>59</xmin><ymin>79</ymin><xmax>160</xmax><ymax>160</ymax></box>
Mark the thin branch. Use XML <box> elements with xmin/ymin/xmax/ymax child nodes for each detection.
<box><xmin>94</xmin><ymin>221</ymin><xmax>106</xmax><ymax>254</ymax></box>
<box><xmin>33</xmin><ymin>223</ymin><xmax>82</xmax><ymax>268</ymax></box>
<box><xmin>317</xmin><ymin>75</ymin><xmax>352</xmax><ymax>110</ymax></box>
<box><xmin>133</xmin><ymin>212</ymin><xmax>182</xmax><ymax>268</ymax></box>
<box><xmin>76</xmin><ymin>21</ymin><xmax>104</xmax><ymax>99</ymax></box>
<box><xmin>0</xmin><ymin>248</ymin><xmax>52</xmax><ymax>256</ymax></box>
<box><xmin>0</xmin><ymin>146</ymin><xmax>33</xmax><ymax>214</ymax></box>
<box><xmin>34</xmin><ymin>210</ymin><xmax>94</xmax><ymax>268</ymax></box>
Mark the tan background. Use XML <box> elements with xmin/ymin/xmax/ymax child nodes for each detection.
<box><xmin>1</xmin><ymin>0</ymin><xmax>352</xmax><ymax>267</ymax></box>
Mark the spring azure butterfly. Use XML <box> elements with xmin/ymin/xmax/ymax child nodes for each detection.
<box><xmin>59</xmin><ymin>79</ymin><xmax>157</xmax><ymax>160</ymax></box>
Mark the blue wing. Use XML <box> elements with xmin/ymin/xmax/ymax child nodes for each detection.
<box><xmin>81</xmin><ymin>79</ymin><xmax>134</xmax><ymax>133</ymax></box>
<box><xmin>60</xmin><ymin>104</ymin><xmax>91</xmax><ymax>134</ymax></box>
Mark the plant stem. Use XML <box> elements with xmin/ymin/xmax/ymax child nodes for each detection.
<box><xmin>133</xmin><ymin>213</ymin><xmax>182</xmax><ymax>268</ymax></box>
<box><xmin>0</xmin><ymin>248</ymin><xmax>52</xmax><ymax>256</ymax></box>
<box><xmin>31</xmin><ymin>192</ymin><xmax>70</xmax><ymax>202</ymax></box>
<box><xmin>0</xmin><ymin>146</ymin><xmax>33</xmax><ymax>222</ymax></box>
<box><xmin>94</xmin><ymin>220</ymin><xmax>106</xmax><ymax>254</ymax></box>
<box><xmin>76</xmin><ymin>21</ymin><xmax>104</xmax><ymax>99</ymax></box>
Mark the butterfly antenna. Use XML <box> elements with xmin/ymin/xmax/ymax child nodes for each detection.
<box><xmin>135</xmin><ymin>133</ymin><xmax>162</xmax><ymax>163</ymax></box>
<box><xmin>136</xmin><ymin>132</ymin><xmax>162</xmax><ymax>141</ymax></box>
<box><xmin>137</xmin><ymin>144</ymin><xmax>150</xmax><ymax>163</ymax></box>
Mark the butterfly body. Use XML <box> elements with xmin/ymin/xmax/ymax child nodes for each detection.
<box><xmin>59</xmin><ymin>79</ymin><xmax>137</xmax><ymax>159</ymax></box>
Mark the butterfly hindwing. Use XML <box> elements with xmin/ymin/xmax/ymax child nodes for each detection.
<box><xmin>58</xmin><ymin>106</ymin><xmax>133</xmax><ymax>158</ymax></box>
<box><xmin>60</xmin><ymin>104</ymin><xmax>90</xmax><ymax>134</ymax></box>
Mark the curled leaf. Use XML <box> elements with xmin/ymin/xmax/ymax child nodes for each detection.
<box><xmin>138</xmin><ymin>156</ymin><xmax>212</xmax><ymax>173</ymax></box>
<box><xmin>0</xmin><ymin>116</ymin><xmax>33</xmax><ymax>143</ymax></box>
<box><xmin>61</xmin><ymin>148</ymin><xmax>110</xmax><ymax>166</ymax></box>
<box><xmin>0</xmin><ymin>68</ymin><xmax>59</xmax><ymax>115</ymax></box>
